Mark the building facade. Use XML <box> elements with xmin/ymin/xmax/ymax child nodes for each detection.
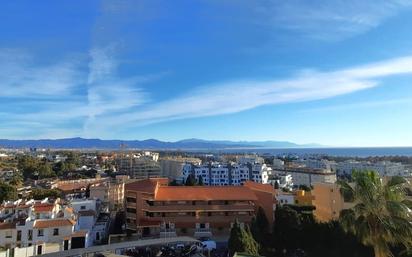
<box><xmin>272</xmin><ymin>168</ymin><xmax>337</xmax><ymax>187</ymax></box>
<box><xmin>0</xmin><ymin>199</ymin><xmax>88</xmax><ymax>256</ymax></box>
<box><xmin>312</xmin><ymin>182</ymin><xmax>354</xmax><ymax>222</ymax></box>
<box><xmin>334</xmin><ymin>160</ymin><xmax>409</xmax><ymax>177</ymax></box>
<box><xmin>182</xmin><ymin>162</ymin><xmax>270</xmax><ymax>186</ymax></box>
<box><xmin>124</xmin><ymin>178</ymin><xmax>276</xmax><ymax>239</ymax></box>
<box><xmin>117</xmin><ymin>154</ymin><xmax>161</xmax><ymax>179</ymax></box>
<box><xmin>159</xmin><ymin>157</ymin><xmax>201</xmax><ymax>182</ymax></box>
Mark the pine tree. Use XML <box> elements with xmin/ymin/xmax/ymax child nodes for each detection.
<box><xmin>185</xmin><ymin>174</ymin><xmax>196</xmax><ymax>186</ymax></box>
<box><xmin>198</xmin><ymin>175</ymin><xmax>204</xmax><ymax>186</ymax></box>
<box><xmin>228</xmin><ymin>220</ymin><xmax>260</xmax><ymax>256</ymax></box>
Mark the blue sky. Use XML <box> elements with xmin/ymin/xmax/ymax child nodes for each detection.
<box><xmin>1</xmin><ymin>0</ymin><xmax>412</xmax><ymax>146</ymax></box>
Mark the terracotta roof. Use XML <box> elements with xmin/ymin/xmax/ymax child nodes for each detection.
<box><xmin>0</xmin><ymin>222</ymin><xmax>16</xmax><ymax>230</ymax></box>
<box><xmin>78</xmin><ymin>210</ymin><xmax>96</xmax><ymax>217</ymax></box>
<box><xmin>125</xmin><ymin>178</ymin><xmax>168</xmax><ymax>193</ymax></box>
<box><xmin>65</xmin><ymin>207</ymin><xmax>74</xmax><ymax>213</ymax></box>
<box><xmin>34</xmin><ymin>219</ymin><xmax>76</xmax><ymax>228</ymax></box>
<box><xmin>155</xmin><ymin>186</ymin><xmax>258</xmax><ymax>201</ymax></box>
<box><xmin>33</xmin><ymin>203</ymin><xmax>55</xmax><ymax>212</ymax></box>
<box><xmin>57</xmin><ymin>183</ymin><xmax>89</xmax><ymax>192</ymax></box>
<box><xmin>243</xmin><ymin>181</ymin><xmax>275</xmax><ymax>194</ymax></box>
<box><xmin>71</xmin><ymin>230</ymin><xmax>88</xmax><ymax>237</ymax></box>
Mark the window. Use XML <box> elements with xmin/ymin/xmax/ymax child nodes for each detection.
<box><xmin>5</xmin><ymin>231</ymin><xmax>12</xmax><ymax>238</ymax></box>
<box><xmin>126</xmin><ymin>208</ymin><xmax>136</xmax><ymax>213</ymax></box>
<box><xmin>96</xmin><ymin>232</ymin><xmax>100</xmax><ymax>241</ymax></box>
<box><xmin>38</xmin><ymin>229</ymin><xmax>44</xmax><ymax>237</ymax></box>
<box><xmin>80</xmin><ymin>206</ymin><xmax>86</xmax><ymax>210</ymax></box>
<box><xmin>126</xmin><ymin>197</ymin><xmax>135</xmax><ymax>203</ymax></box>
<box><xmin>53</xmin><ymin>228</ymin><xmax>59</xmax><ymax>236</ymax></box>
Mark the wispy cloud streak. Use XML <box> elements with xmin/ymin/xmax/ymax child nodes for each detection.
<box><xmin>104</xmin><ymin>55</ymin><xmax>412</xmax><ymax>126</ymax></box>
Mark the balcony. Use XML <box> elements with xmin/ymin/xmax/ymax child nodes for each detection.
<box><xmin>194</xmin><ymin>228</ymin><xmax>212</xmax><ymax>238</ymax></box>
<box><xmin>160</xmin><ymin>228</ymin><xmax>177</xmax><ymax>238</ymax></box>
<box><xmin>144</xmin><ymin>204</ymin><xmax>254</xmax><ymax>212</ymax></box>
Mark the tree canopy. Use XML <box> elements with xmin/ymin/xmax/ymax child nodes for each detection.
<box><xmin>339</xmin><ymin>170</ymin><xmax>412</xmax><ymax>257</ymax></box>
<box><xmin>228</xmin><ymin>220</ymin><xmax>260</xmax><ymax>256</ymax></box>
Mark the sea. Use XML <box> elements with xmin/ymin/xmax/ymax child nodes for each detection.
<box><xmin>189</xmin><ymin>147</ymin><xmax>412</xmax><ymax>157</ymax></box>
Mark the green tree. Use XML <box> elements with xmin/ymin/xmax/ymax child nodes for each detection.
<box><xmin>251</xmin><ymin>207</ymin><xmax>270</xmax><ymax>246</ymax></box>
<box><xmin>17</xmin><ymin>156</ymin><xmax>39</xmax><ymax>180</ymax></box>
<box><xmin>0</xmin><ymin>182</ymin><xmax>17</xmax><ymax>202</ymax></box>
<box><xmin>228</xmin><ymin>220</ymin><xmax>260</xmax><ymax>256</ymax></box>
<box><xmin>339</xmin><ymin>171</ymin><xmax>412</xmax><ymax>257</ymax></box>
<box><xmin>9</xmin><ymin>171</ymin><xmax>23</xmax><ymax>187</ymax></box>
<box><xmin>185</xmin><ymin>174</ymin><xmax>197</xmax><ymax>186</ymax></box>
<box><xmin>38</xmin><ymin>164</ymin><xmax>56</xmax><ymax>179</ymax></box>
<box><xmin>198</xmin><ymin>175</ymin><xmax>204</xmax><ymax>186</ymax></box>
<box><xmin>272</xmin><ymin>205</ymin><xmax>302</xmax><ymax>251</ymax></box>
<box><xmin>30</xmin><ymin>188</ymin><xmax>61</xmax><ymax>200</ymax></box>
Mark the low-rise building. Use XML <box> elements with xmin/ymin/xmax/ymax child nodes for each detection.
<box><xmin>334</xmin><ymin>160</ymin><xmax>409</xmax><ymax>177</ymax></box>
<box><xmin>0</xmin><ymin>199</ymin><xmax>88</xmax><ymax>256</ymax></box>
<box><xmin>124</xmin><ymin>178</ymin><xmax>276</xmax><ymax>239</ymax></box>
<box><xmin>273</xmin><ymin>168</ymin><xmax>337</xmax><ymax>187</ymax></box>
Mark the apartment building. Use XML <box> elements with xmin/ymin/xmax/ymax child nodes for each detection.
<box><xmin>117</xmin><ymin>153</ymin><xmax>161</xmax><ymax>179</ymax></box>
<box><xmin>124</xmin><ymin>178</ymin><xmax>276</xmax><ymax>239</ymax></box>
<box><xmin>334</xmin><ymin>160</ymin><xmax>409</xmax><ymax>177</ymax></box>
<box><xmin>312</xmin><ymin>182</ymin><xmax>354</xmax><ymax>222</ymax></box>
<box><xmin>89</xmin><ymin>176</ymin><xmax>128</xmax><ymax>211</ymax></box>
<box><xmin>272</xmin><ymin>168</ymin><xmax>337</xmax><ymax>187</ymax></box>
<box><xmin>0</xmin><ymin>199</ymin><xmax>88</xmax><ymax>256</ymax></box>
<box><xmin>159</xmin><ymin>157</ymin><xmax>201</xmax><ymax>181</ymax></box>
<box><xmin>182</xmin><ymin>162</ymin><xmax>270</xmax><ymax>186</ymax></box>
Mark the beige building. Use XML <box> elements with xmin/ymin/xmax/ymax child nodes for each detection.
<box><xmin>89</xmin><ymin>176</ymin><xmax>128</xmax><ymax>211</ymax></box>
<box><xmin>159</xmin><ymin>157</ymin><xmax>201</xmax><ymax>181</ymax></box>
<box><xmin>312</xmin><ymin>182</ymin><xmax>353</xmax><ymax>222</ymax></box>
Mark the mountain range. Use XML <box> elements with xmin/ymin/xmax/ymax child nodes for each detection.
<box><xmin>0</xmin><ymin>137</ymin><xmax>321</xmax><ymax>149</ymax></box>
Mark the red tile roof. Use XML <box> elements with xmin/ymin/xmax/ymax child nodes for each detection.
<box><xmin>0</xmin><ymin>222</ymin><xmax>16</xmax><ymax>230</ymax></box>
<box><xmin>125</xmin><ymin>178</ymin><xmax>168</xmax><ymax>193</ymax></box>
<box><xmin>34</xmin><ymin>219</ymin><xmax>76</xmax><ymax>229</ymax></box>
<box><xmin>243</xmin><ymin>181</ymin><xmax>275</xmax><ymax>194</ymax></box>
<box><xmin>155</xmin><ymin>186</ymin><xmax>258</xmax><ymax>201</ymax></box>
<box><xmin>33</xmin><ymin>203</ymin><xmax>55</xmax><ymax>212</ymax></box>
<box><xmin>71</xmin><ymin>230</ymin><xmax>88</xmax><ymax>237</ymax></box>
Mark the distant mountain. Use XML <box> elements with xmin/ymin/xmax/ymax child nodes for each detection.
<box><xmin>0</xmin><ymin>137</ymin><xmax>321</xmax><ymax>149</ymax></box>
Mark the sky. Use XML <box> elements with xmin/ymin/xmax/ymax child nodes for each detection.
<box><xmin>1</xmin><ymin>0</ymin><xmax>412</xmax><ymax>147</ymax></box>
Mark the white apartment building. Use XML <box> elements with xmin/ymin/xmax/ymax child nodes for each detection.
<box><xmin>182</xmin><ymin>162</ymin><xmax>270</xmax><ymax>186</ymax></box>
<box><xmin>293</xmin><ymin>159</ymin><xmax>334</xmax><ymax>170</ymax></box>
<box><xmin>70</xmin><ymin>199</ymin><xmax>110</xmax><ymax>246</ymax></box>
<box><xmin>335</xmin><ymin>160</ymin><xmax>409</xmax><ymax>177</ymax></box>
<box><xmin>268</xmin><ymin>174</ymin><xmax>293</xmax><ymax>189</ymax></box>
<box><xmin>0</xmin><ymin>199</ymin><xmax>88</xmax><ymax>256</ymax></box>
<box><xmin>272</xmin><ymin>168</ymin><xmax>337</xmax><ymax>187</ymax></box>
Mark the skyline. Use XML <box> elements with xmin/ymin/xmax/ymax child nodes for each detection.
<box><xmin>1</xmin><ymin>1</ymin><xmax>412</xmax><ymax>147</ymax></box>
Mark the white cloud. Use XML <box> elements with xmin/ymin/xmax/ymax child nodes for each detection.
<box><xmin>0</xmin><ymin>49</ymin><xmax>83</xmax><ymax>97</ymax></box>
<box><xmin>248</xmin><ymin>0</ymin><xmax>412</xmax><ymax>40</ymax></box>
<box><xmin>101</xmin><ymin>55</ymin><xmax>412</xmax><ymax>126</ymax></box>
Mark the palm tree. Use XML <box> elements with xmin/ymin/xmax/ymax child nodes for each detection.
<box><xmin>339</xmin><ymin>170</ymin><xmax>412</xmax><ymax>257</ymax></box>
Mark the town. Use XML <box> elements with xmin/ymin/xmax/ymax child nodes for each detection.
<box><xmin>0</xmin><ymin>148</ymin><xmax>411</xmax><ymax>257</ymax></box>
